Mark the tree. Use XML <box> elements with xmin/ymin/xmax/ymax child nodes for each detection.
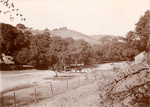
<box><xmin>47</xmin><ymin>37</ymin><xmax>70</xmax><ymax>69</ymax></box>
<box><xmin>15</xmin><ymin>33</ymin><xmax>51</xmax><ymax>69</ymax></box>
<box><xmin>126</xmin><ymin>31</ymin><xmax>137</xmax><ymax>42</ymax></box>
<box><xmin>135</xmin><ymin>10</ymin><xmax>150</xmax><ymax>52</ymax></box>
<box><xmin>89</xmin><ymin>44</ymin><xmax>103</xmax><ymax>64</ymax></box>
<box><xmin>29</xmin><ymin>33</ymin><xmax>51</xmax><ymax>69</ymax></box>
<box><xmin>99</xmin><ymin>36</ymin><xmax>112</xmax><ymax>44</ymax></box>
<box><xmin>0</xmin><ymin>23</ymin><xmax>30</xmax><ymax>56</ymax></box>
<box><xmin>14</xmin><ymin>48</ymin><xmax>31</xmax><ymax>65</ymax></box>
<box><xmin>16</xmin><ymin>23</ymin><xmax>26</xmax><ymax>29</ymax></box>
<box><xmin>44</xmin><ymin>28</ymin><xmax>49</xmax><ymax>32</ymax></box>
<box><xmin>23</xmin><ymin>30</ymin><xmax>33</xmax><ymax>37</ymax></box>
<box><xmin>67</xmin><ymin>39</ymin><xmax>91</xmax><ymax>65</ymax></box>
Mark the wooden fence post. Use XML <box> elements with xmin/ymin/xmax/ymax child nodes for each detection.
<box><xmin>66</xmin><ymin>78</ymin><xmax>69</xmax><ymax>90</ymax></box>
<box><xmin>87</xmin><ymin>76</ymin><xmax>89</xmax><ymax>84</ymax></box>
<box><xmin>50</xmin><ymin>83</ymin><xmax>54</xmax><ymax>96</ymax></box>
<box><xmin>34</xmin><ymin>87</ymin><xmax>37</xmax><ymax>103</ymax></box>
<box><xmin>13</xmin><ymin>92</ymin><xmax>16</xmax><ymax>107</ymax></box>
<box><xmin>78</xmin><ymin>76</ymin><xmax>80</xmax><ymax>87</ymax></box>
<box><xmin>86</xmin><ymin>73</ymin><xmax>89</xmax><ymax>84</ymax></box>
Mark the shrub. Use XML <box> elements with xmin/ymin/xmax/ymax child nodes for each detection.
<box><xmin>98</xmin><ymin>62</ymin><xmax>150</xmax><ymax>106</ymax></box>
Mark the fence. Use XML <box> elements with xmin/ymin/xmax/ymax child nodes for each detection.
<box><xmin>0</xmin><ymin>68</ymin><xmax>101</xmax><ymax>107</ymax></box>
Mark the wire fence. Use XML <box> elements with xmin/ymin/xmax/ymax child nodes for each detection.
<box><xmin>0</xmin><ymin>69</ymin><xmax>101</xmax><ymax>107</ymax></box>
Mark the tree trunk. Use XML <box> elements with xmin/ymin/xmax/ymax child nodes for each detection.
<box><xmin>55</xmin><ymin>71</ymin><xmax>58</xmax><ymax>77</ymax></box>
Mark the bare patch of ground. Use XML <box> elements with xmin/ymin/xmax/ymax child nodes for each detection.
<box><xmin>27</xmin><ymin>82</ymin><xmax>100</xmax><ymax>107</ymax></box>
<box><xmin>0</xmin><ymin>70</ymin><xmax>56</xmax><ymax>92</ymax></box>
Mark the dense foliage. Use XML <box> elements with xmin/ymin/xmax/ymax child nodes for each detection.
<box><xmin>1</xmin><ymin>10</ymin><xmax>150</xmax><ymax>70</ymax></box>
<box><xmin>135</xmin><ymin>10</ymin><xmax>150</xmax><ymax>52</ymax></box>
<box><xmin>0</xmin><ymin>23</ymin><xmax>30</xmax><ymax>56</ymax></box>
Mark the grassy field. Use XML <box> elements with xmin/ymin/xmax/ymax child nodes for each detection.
<box><xmin>0</xmin><ymin>62</ymin><xmax>127</xmax><ymax>107</ymax></box>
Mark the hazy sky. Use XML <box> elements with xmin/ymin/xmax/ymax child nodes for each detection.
<box><xmin>1</xmin><ymin>0</ymin><xmax>150</xmax><ymax>36</ymax></box>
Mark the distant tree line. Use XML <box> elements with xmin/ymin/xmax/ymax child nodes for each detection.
<box><xmin>0</xmin><ymin>10</ymin><xmax>150</xmax><ymax>71</ymax></box>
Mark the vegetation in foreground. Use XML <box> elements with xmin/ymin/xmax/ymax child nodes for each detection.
<box><xmin>98</xmin><ymin>60</ymin><xmax>150</xmax><ymax>106</ymax></box>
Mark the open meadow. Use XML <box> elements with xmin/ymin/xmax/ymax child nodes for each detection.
<box><xmin>0</xmin><ymin>62</ymin><xmax>134</xmax><ymax>107</ymax></box>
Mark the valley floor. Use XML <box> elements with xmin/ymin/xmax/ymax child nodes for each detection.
<box><xmin>0</xmin><ymin>61</ymin><xmax>129</xmax><ymax>107</ymax></box>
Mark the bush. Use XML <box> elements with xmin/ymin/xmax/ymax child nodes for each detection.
<box><xmin>98</xmin><ymin>62</ymin><xmax>150</xmax><ymax>106</ymax></box>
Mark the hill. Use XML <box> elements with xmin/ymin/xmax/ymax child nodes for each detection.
<box><xmin>26</xmin><ymin>27</ymin><xmax>100</xmax><ymax>45</ymax></box>
<box><xmin>17</xmin><ymin>24</ymin><xmax>117</xmax><ymax>45</ymax></box>
<box><xmin>89</xmin><ymin>35</ymin><xmax>117</xmax><ymax>40</ymax></box>
<box><xmin>50</xmin><ymin>28</ymin><xmax>101</xmax><ymax>45</ymax></box>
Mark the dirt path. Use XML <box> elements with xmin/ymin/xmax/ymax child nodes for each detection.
<box><xmin>27</xmin><ymin>82</ymin><xmax>100</xmax><ymax>107</ymax></box>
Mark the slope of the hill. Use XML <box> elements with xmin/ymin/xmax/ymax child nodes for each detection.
<box><xmin>18</xmin><ymin>24</ymin><xmax>118</xmax><ymax>45</ymax></box>
<box><xmin>50</xmin><ymin>28</ymin><xmax>101</xmax><ymax>45</ymax></box>
<box><xmin>89</xmin><ymin>35</ymin><xmax>117</xmax><ymax>40</ymax></box>
<box><xmin>24</xmin><ymin>27</ymin><xmax>100</xmax><ymax>45</ymax></box>
<box><xmin>28</xmin><ymin>29</ymin><xmax>45</xmax><ymax>35</ymax></box>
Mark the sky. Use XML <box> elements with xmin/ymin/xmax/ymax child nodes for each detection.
<box><xmin>0</xmin><ymin>0</ymin><xmax>150</xmax><ymax>36</ymax></box>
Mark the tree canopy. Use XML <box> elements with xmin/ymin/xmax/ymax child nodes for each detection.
<box><xmin>1</xmin><ymin>10</ymin><xmax>150</xmax><ymax>71</ymax></box>
<box><xmin>135</xmin><ymin>10</ymin><xmax>150</xmax><ymax>52</ymax></box>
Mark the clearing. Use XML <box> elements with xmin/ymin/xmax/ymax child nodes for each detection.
<box><xmin>0</xmin><ymin>62</ymin><xmax>128</xmax><ymax>107</ymax></box>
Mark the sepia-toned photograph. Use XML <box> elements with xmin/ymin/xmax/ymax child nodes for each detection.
<box><xmin>0</xmin><ymin>0</ymin><xmax>150</xmax><ymax>107</ymax></box>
